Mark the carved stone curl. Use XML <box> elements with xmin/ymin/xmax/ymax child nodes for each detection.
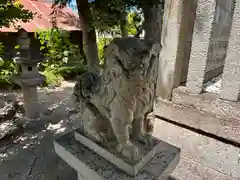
<box><xmin>72</xmin><ymin>37</ymin><xmax>161</xmax><ymax>160</ymax></box>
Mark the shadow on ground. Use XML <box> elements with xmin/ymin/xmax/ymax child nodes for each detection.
<box><xmin>168</xmin><ymin>177</ymin><xmax>177</xmax><ymax>180</ymax></box>
<box><xmin>0</xmin><ymin>82</ymin><xmax>77</xmax><ymax>180</ymax></box>
<box><xmin>0</xmin><ymin>82</ymin><xmax>180</xmax><ymax>180</ymax></box>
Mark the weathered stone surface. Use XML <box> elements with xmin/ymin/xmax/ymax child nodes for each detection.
<box><xmin>156</xmin><ymin>0</ymin><xmax>234</xmax><ymax>98</ymax></box>
<box><xmin>75</xmin><ymin>129</ymin><xmax>163</xmax><ymax>176</ymax></box>
<box><xmin>54</xmin><ymin>132</ymin><xmax>181</xmax><ymax>180</ymax></box>
<box><xmin>154</xmin><ymin>120</ymin><xmax>240</xmax><ymax>180</ymax></box>
<box><xmin>156</xmin><ymin>0</ymin><xmax>197</xmax><ymax>99</ymax></box>
<box><xmin>172</xmin><ymin>86</ymin><xmax>240</xmax><ymax>124</ymax></box>
<box><xmin>220</xmin><ymin>1</ymin><xmax>240</xmax><ymax>102</ymax></box>
<box><xmin>155</xmin><ymin>93</ymin><xmax>240</xmax><ymax>144</ymax></box>
<box><xmin>204</xmin><ymin>0</ymin><xmax>234</xmax><ymax>81</ymax></box>
<box><xmin>72</xmin><ymin>37</ymin><xmax>161</xmax><ymax>162</ymax></box>
<box><xmin>186</xmin><ymin>0</ymin><xmax>217</xmax><ymax>94</ymax></box>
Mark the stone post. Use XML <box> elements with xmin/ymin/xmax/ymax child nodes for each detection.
<box><xmin>186</xmin><ymin>0</ymin><xmax>217</xmax><ymax>94</ymax></box>
<box><xmin>13</xmin><ymin>29</ymin><xmax>45</xmax><ymax>119</ymax></box>
<box><xmin>156</xmin><ymin>0</ymin><xmax>197</xmax><ymax>99</ymax></box>
<box><xmin>220</xmin><ymin>1</ymin><xmax>240</xmax><ymax>102</ymax></box>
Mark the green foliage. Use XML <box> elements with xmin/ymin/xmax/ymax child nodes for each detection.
<box><xmin>88</xmin><ymin>0</ymin><xmax>164</xmax><ymax>33</ymax></box>
<box><xmin>90</xmin><ymin>0</ymin><xmax>125</xmax><ymax>31</ymax></box>
<box><xmin>0</xmin><ymin>29</ymin><xmax>87</xmax><ymax>88</ymax></box>
<box><xmin>0</xmin><ymin>0</ymin><xmax>33</xmax><ymax>28</ymax></box>
<box><xmin>57</xmin><ymin>65</ymin><xmax>86</xmax><ymax>80</ymax></box>
<box><xmin>38</xmin><ymin>28</ymin><xmax>80</xmax><ymax>66</ymax></box>
<box><xmin>97</xmin><ymin>37</ymin><xmax>113</xmax><ymax>64</ymax></box>
<box><xmin>127</xmin><ymin>11</ymin><xmax>143</xmax><ymax>35</ymax></box>
<box><xmin>41</xmin><ymin>68</ymin><xmax>63</xmax><ymax>87</ymax></box>
<box><xmin>0</xmin><ymin>59</ymin><xmax>17</xmax><ymax>87</ymax></box>
<box><xmin>123</xmin><ymin>0</ymin><xmax>164</xmax><ymax>8</ymax></box>
<box><xmin>37</xmin><ymin>28</ymin><xmax>87</xmax><ymax>86</ymax></box>
<box><xmin>0</xmin><ymin>42</ymin><xmax>18</xmax><ymax>87</ymax></box>
<box><xmin>0</xmin><ymin>42</ymin><xmax>4</xmax><ymax>56</ymax></box>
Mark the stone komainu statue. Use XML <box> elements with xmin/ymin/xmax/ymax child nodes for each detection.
<box><xmin>72</xmin><ymin>37</ymin><xmax>161</xmax><ymax>160</ymax></box>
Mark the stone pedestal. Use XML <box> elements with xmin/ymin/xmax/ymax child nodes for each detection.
<box><xmin>54</xmin><ymin>131</ymin><xmax>181</xmax><ymax>180</ymax></box>
<box><xmin>22</xmin><ymin>86</ymin><xmax>40</xmax><ymax>118</ymax></box>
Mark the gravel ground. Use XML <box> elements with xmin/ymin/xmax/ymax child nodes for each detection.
<box><xmin>203</xmin><ymin>75</ymin><xmax>222</xmax><ymax>94</ymax></box>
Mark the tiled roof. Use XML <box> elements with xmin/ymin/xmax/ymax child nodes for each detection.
<box><xmin>0</xmin><ymin>0</ymin><xmax>82</xmax><ymax>32</ymax></box>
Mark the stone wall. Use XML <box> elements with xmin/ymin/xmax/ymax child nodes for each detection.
<box><xmin>205</xmin><ymin>0</ymin><xmax>234</xmax><ymax>81</ymax></box>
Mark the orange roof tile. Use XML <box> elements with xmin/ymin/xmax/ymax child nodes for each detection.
<box><xmin>0</xmin><ymin>0</ymin><xmax>82</xmax><ymax>32</ymax></box>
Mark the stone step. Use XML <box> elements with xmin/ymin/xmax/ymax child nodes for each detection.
<box><xmin>154</xmin><ymin>97</ymin><xmax>240</xmax><ymax>145</ymax></box>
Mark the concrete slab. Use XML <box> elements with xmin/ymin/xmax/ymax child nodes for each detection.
<box><xmin>171</xmin><ymin>157</ymin><xmax>237</xmax><ymax>180</ymax></box>
<box><xmin>153</xmin><ymin>120</ymin><xmax>240</xmax><ymax>180</ymax></box>
<box><xmin>54</xmin><ymin>131</ymin><xmax>181</xmax><ymax>180</ymax></box>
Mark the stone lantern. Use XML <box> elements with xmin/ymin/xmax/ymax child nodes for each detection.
<box><xmin>13</xmin><ymin>28</ymin><xmax>45</xmax><ymax>120</ymax></box>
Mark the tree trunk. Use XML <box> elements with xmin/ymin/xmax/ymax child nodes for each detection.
<box><xmin>120</xmin><ymin>12</ymin><xmax>128</xmax><ymax>38</ymax></box>
<box><xmin>76</xmin><ymin>0</ymin><xmax>100</xmax><ymax>73</ymax></box>
<box><xmin>134</xmin><ymin>26</ymin><xmax>143</xmax><ymax>38</ymax></box>
<box><xmin>78</xmin><ymin>32</ymin><xmax>87</xmax><ymax>65</ymax></box>
<box><xmin>142</xmin><ymin>4</ymin><xmax>163</xmax><ymax>44</ymax></box>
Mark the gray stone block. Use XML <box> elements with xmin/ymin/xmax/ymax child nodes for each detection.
<box><xmin>75</xmin><ymin>129</ymin><xmax>164</xmax><ymax>176</ymax></box>
<box><xmin>54</xmin><ymin>132</ymin><xmax>181</xmax><ymax>180</ymax></box>
<box><xmin>155</xmin><ymin>95</ymin><xmax>240</xmax><ymax>144</ymax></box>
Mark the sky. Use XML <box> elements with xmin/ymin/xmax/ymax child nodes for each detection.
<box><xmin>67</xmin><ymin>0</ymin><xmax>136</xmax><ymax>13</ymax></box>
<box><xmin>67</xmin><ymin>0</ymin><xmax>77</xmax><ymax>12</ymax></box>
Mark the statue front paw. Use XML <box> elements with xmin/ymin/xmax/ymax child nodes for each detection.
<box><xmin>132</xmin><ymin>134</ymin><xmax>153</xmax><ymax>147</ymax></box>
<box><xmin>117</xmin><ymin>142</ymin><xmax>139</xmax><ymax>161</ymax></box>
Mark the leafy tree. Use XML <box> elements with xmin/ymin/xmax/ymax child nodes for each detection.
<box><xmin>0</xmin><ymin>0</ymin><xmax>33</xmax><ymax>87</ymax></box>
<box><xmin>123</xmin><ymin>0</ymin><xmax>165</xmax><ymax>42</ymax></box>
<box><xmin>0</xmin><ymin>0</ymin><xmax>33</xmax><ymax>28</ymax></box>
<box><xmin>52</xmin><ymin>0</ymin><xmax>164</xmax><ymax>72</ymax></box>
<box><xmin>38</xmin><ymin>28</ymin><xmax>80</xmax><ymax>65</ymax></box>
<box><xmin>127</xmin><ymin>11</ymin><xmax>143</xmax><ymax>36</ymax></box>
<box><xmin>37</xmin><ymin>28</ymin><xmax>86</xmax><ymax>83</ymax></box>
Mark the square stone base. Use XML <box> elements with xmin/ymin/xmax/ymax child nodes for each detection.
<box><xmin>54</xmin><ymin>131</ymin><xmax>181</xmax><ymax>180</ymax></box>
<box><xmin>75</xmin><ymin>129</ymin><xmax>167</xmax><ymax>176</ymax></box>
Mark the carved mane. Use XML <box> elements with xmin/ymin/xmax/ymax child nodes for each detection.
<box><xmin>72</xmin><ymin>37</ymin><xmax>161</xmax><ymax>160</ymax></box>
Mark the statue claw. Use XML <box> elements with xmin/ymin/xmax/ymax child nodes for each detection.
<box><xmin>117</xmin><ymin>143</ymin><xmax>139</xmax><ymax>161</ymax></box>
<box><xmin>133</xmin><ymin>134</ymin><xmax>153</xmax><ymax>147</ymax></box>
